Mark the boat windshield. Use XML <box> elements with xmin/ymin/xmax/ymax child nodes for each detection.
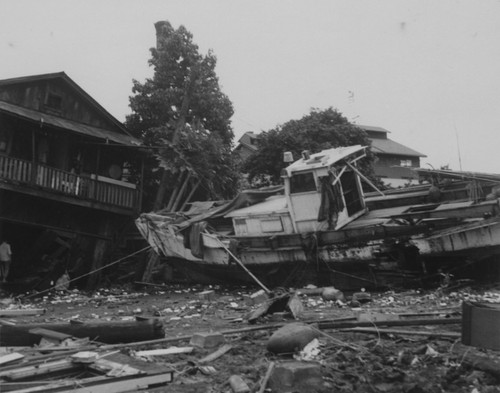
<box><xmin>290</xmin><ymin>172</ymin><xmax>316</xmax><ymax>194</ymax></box>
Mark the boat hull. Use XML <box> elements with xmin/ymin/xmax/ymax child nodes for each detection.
<box><xmin>165</xmin><ymin>255</ymin><xmax>416</xmax><ymax>290</ymax></box>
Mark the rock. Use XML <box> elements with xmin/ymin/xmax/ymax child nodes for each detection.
<box><xmin>228</xmin><ymin>375</ymin><xmax>250</xmax><ymax>393</ymax></box>
<box><xmin>268</xmin><ymin>361</ymin><xmax>323</xmax><ymax>393</ymax></box>
<box><xmin>267</xmin><ymin>323</ymin><xmax>320</xmax><ymax>355</ymax></box>
<box><xmin>348</xmin><ymin>300</ymin><xmax>361</xmax><ymax>308</ymax></box>
<box><xmin>321</xmin><ymin>287</ymin><xmax>345</xmax><ymax>301</ymax></box>
<box><xmin>189</xmin><ymin>332</ymin><xmax>225</xmax><ymax>348</ymax></box>
<box><xmin>352</xmin><ymin>292</ymin><xmax>372</xmax><ymax>303</ymax></box>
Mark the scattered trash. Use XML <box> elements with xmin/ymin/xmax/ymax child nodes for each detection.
<box><xmin>1</xmin><ymin>283</ymin><xmax>500</xmax><ymax>392</ymax></box>
<box><xmin>294</xmin><ymin>338</ymin><xmax>321</xmax><ymax>361</ymax></box>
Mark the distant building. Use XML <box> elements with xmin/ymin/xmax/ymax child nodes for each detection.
<box><xmin>233</xmin><ymin>131</ymin><xmax>259</xmax><ymax>161</ymax></box>
<box><xmin>235</xmin><ymin>126</ymin><xmax>426</xmax><ymax>187</ymax></box>
<box><xmin>358</xmin><ymin>125</ymin><xmax>426</xmax><ymax>187</ymax></box>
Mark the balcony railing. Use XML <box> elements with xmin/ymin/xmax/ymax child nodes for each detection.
<box><xmin>0</xmin><ymin>154</ymin><xmax>137</xmax><ymax>209</ymax></box>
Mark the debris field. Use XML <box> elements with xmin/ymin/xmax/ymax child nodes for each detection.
<box><xmin>0</xmin><ymin>282</ymin><xmax>499</xmax><ymax>393</ymax></box>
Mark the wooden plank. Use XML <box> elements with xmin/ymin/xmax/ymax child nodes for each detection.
<box><xmin>29</xmin><ymin>328</ymin><xmax>73</xmax><ymax>341</ymax></box>
<box><xmin>257</xmin><ymin>361</ymin><xmax>275</xmax><ymax>393</ymax></box>
<box><xmin>0</xmin><ymin>359</ymin><xmax>77</xmax><ymax>380</ymax></box>
<box><xmin>0</xmin><ymin>318</ymin><xmax>164</xmax><ymax>346</ymax></box>
<box><xmin>0</xmin><ymin>352</ymin><xmax>24</xmax><ymax>366</ymax></box>
<box><xmin>135</xmin><ymin>347</ymin><xmax>194</xmax><ymax>357</ymax></box>
<box><xmin>65</xmin><ymin>372</ymin><xmax>174</xmax><ymax>393</ymax></box>
<box><xmin>1</xmin><ymin>374</ymin><xmax>129</xmax><ymax>393</ymax></box>
<box><xmin>0</xmin><ymin>318</ymin><xmax>16</xmax><ymax>325</ymax></box>
<box><xmin>0</xmin><ymin>309</ymin><xmax>45</xmax><ymax>317</ymax></box>
<box><xmin>318</xmin><ymin>317</ymin><xmax>462</xmax><ymax>330</ymax></box>
<box><xmin>89</xmin><ymin>358</ymin><xmax>143</xmax><ymax>376</ymax></box>
<box><xmin>198</xmin><ymin>344</ymin><xmax>232</xmax><ymax>364</ymax></box>
<box><xmin>452</xmin><ymin>343</ymin><xmax>500</xmax><ymax>379</ymax></box>
<box><xmin>344</xmin><ymin>327</ymin><xmax>461</xmax><ymax>339</ymax></box>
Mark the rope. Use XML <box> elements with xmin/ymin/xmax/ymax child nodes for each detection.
<box><xmin>17</xmin><ymin>246</ymin><xmax>152</xmax><ymax>300</ymax></box>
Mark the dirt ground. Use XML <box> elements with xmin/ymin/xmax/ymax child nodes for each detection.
<box><xmin>1</xmin><ymin>281</ymin><xmax>500</xmax><ymax>393</ymax></box>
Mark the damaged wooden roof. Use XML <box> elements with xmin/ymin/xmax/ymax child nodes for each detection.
<box><xmin>0</xmin><ymin>100</ymin><xmax>141</xmax><ymax>146</ymax></box>
<box><xmin>0</xmin><ymin>72</ymin><xmax>142</xmax><ymax>146</ymax></box>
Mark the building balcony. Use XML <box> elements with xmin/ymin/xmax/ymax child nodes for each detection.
<box><xmin>0</xmin><ymin>154</ymin><xmax>139</xmax><ymax>214</ymax></box>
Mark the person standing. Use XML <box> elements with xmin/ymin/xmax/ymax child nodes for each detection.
<box><xmin>0</xmin><ymin>238</ymin><xmax>12</xmax><ymax>283</ymax></box>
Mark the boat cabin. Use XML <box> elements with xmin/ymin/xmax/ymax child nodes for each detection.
<box><xmin>226</xmin><ymin>145</ymin><xmax>368</xmax><ymax>236</ymax></box>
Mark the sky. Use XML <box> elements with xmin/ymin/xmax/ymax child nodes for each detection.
<box><xmin>2</xmin><ymin>0</ymin><xmax>500</xmax><ymax>173</ymax></box>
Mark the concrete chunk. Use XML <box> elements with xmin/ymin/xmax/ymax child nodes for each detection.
<box><xmin>269</xmin><ymin>361</ymin><xmax>322</xmax><ymax>393</ymax></box>
<box><xmin>189</xmin><ymin>332</ymin><xmax>225</xmax><ymax>348</ymax></box>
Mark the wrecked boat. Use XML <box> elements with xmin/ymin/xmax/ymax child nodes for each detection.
<box><xmin>136</xmin><ymin>145</ymin><xmax>500</xmax><ymax>289</ymax></box>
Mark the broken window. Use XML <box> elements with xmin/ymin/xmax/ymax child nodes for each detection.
<box><xmin>290</xmin><ymin>172</ymin><xmax>316</xmax><ymax>194</ymax></box>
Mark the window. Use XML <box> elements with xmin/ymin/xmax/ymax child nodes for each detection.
<box><xmin>46</xmin><ymin>93</ymin><xmax>63</xmax><ymax>112</ymax></box>
<box><xmin>400</xmin><ymin>159</ymin><xmax>412</xmax><ymax>167</ymax></box>
<box><xmin>290</xmin><ymin>172</ymin><xmax>316</xmax><ymax>194</ymax></box>
<box><xmin>234</xmin><ymin>218</ymin><xmax>247</xmax><ymax>233</ymax></box>
<box><xmin>261</xmin><ymin>218</ymin><xmax>283</xmax><ymax>233</ymax></box>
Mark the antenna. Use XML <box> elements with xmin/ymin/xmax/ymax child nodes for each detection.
<box><xmin>455</xmin><ymin>125</ymin><xmax>463</xmax><ymax>171</ymax></box>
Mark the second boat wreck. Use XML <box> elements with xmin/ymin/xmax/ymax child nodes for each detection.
<box><xmin>136</xmin><ymin>145</ymin><xmax>500</xmax><ymax>290</ymax></box>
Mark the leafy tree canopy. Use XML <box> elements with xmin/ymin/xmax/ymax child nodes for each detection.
<box><xmin>242</xmin><ymin>107</ymin><xmax>375</xmax><ymax>186</ymax></box>
<box><xmin>126</xmin><ymin>21</ymin><xmax>239</xmax><ymax>209</ymax></box>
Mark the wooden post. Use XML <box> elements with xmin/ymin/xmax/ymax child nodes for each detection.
<box><xmin>153</xmin><ymin>169</ymin><xmax>170</xmax><ymax>211</ymax></box>
<box><xmin>165</xmin><ymin>171</ymin><xmax>184</xmax><ymax>212</ymax></box>
<box><xmin>86</xmin><ymin>216</ymin><xmax>112</xmax><ymax>289</ymax></box>
<box><xmin>141</xmin><ymin>250</ymin><xmax>160</xmax><ymax>283</ymax></box>
<box><xmin>93</xmin><ymin>147</ymin><xmax>101</xmax><ymax>201</ymax></box>
<box><xmin>180</xmin><ymin>178</ymin><xmax>201</xmax><ymax>211</ymax></box>
<box><xmin>0</xmin><ymin>190</ymin><xmax>4</xmax><ymax>239</ymax></box>
<box><xmin>31</xmin><ymin>129</ymin><xmax>37</xmax><ymax>185</ymax></box>
<box><xmin>138</xmin><ymin>155</ymin><xmax>145</xmax><ymax>212</ymax></box>
<box><xmin>171</xmin><ymin>171</ymin><xmax>191</xmax><ymax>212</ymax></box>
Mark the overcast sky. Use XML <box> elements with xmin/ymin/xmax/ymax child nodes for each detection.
<box><xmin>2</xmin><ymin>0</ymin><xmax>500</xmax><ymax>173</ymax></box>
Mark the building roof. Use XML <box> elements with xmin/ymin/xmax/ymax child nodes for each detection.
<box><xmin>0</xmin><ymin>100</ymin><xmax>141</xmax><ymax>146</ymax></box>
<box><xmin>0</xmin><ymin>72</ymin><xmax>132</xmax><ymax>137</ymax></box>
<box><xmin>236</xmin><ymin>131</ymin><xmax>259</xmax><ymax>152</ymax></box>
<box><xmin>370</xmin><ymin>137</ymin><xmax>426</xmax><ymax>157</ymax></box>
<box><xmin>357</xmin><ymin>125</ymin><xmax>391</xmax><ymax>134</ymax></box>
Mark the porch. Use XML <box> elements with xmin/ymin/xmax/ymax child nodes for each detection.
<box><xmin>0</xmin><ymin>154</ymin><xmax>138</xmax><ymax>211</ymax></box>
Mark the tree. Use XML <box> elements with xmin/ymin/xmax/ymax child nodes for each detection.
<box><xmin>126</xmin><ymin>21</ymin><xmax>239</xmax><ymax>211</ymax></box>
<box><xmin>242</xmin><ymin>107</ymin><xmax>376</xmax><ymax>185</ymax></box>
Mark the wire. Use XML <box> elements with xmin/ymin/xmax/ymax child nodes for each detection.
<box><xmin>17</xmin><ymin>246</ymin><xmax>152</xmax><ymax>300</ymax></box>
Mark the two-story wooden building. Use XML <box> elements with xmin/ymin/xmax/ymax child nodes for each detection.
<box><xmin>0</xmin><ymin>72</ymin><xmax>143</xmax><ymax>289</ymax></box>
<box><xmin>359</xmin><ymin>125</ymin><xmax>426</xmax><ymax>187</ymax></box>
<box><xmin>233</xmin><ymin>131</ymin><xmax>259</xmax><ymax>162</ymax></box>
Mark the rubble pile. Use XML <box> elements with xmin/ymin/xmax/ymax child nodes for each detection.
<box><xmin>0</xmin><ymin>282</ymin><xmax>499</xmax><ymax>392</ymax></box>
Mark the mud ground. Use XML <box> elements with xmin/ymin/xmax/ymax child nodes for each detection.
<box><xmin>1</xmin><ymin>281</ymin><xmax>500</xmax><ymax>393</ymax></box>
